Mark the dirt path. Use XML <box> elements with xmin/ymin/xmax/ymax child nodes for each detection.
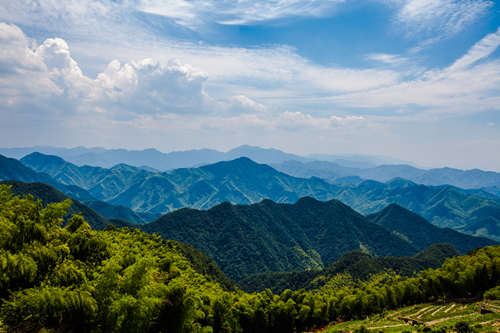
<box><xmin>430</xmin><ymin>306</ymin><xmax>445</xmax><ymax>316</ymax></box>
<box><xmin>368</xmin><ymin>323</ymin><xmax>406</xmax><ymax>330</ymax></box>
<box><xmin>425</xmin><ymin>313</ymin><xmax>477</xmax><ymax>326</ymax></box>
<box><xmin>479</xmin><ymin>319</ymin><xmax>500</xmax><ymax>325</ymax></box>
<box><xmin>386</xmin><ymin>309</ymin><xmax>403</xmax><ymax>319</ymax></box>
<box><xmin>411</xmin><ymin>306</ymin><xmax>431</xmax><ymax>318</ymax></box>
<box><xmin>444</xmin><ymin>303</ymin><xmax>456</xmax><ymax>313</ymax></box>
<box><xmin>417</xmin><ymin>306</ymin><xmax>434</xmax><ymax>319</ymax></box>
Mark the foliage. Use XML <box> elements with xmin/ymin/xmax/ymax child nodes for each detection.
<box><xmin>239</xmin><ymin>244</ymin><xmax>460</xmax><ymax>294</ymax></box>
<box><xmin>1</xmin><ymin>185</ymin><xmax>499</xmax><ymax>333</ymax></box>
<box><xmin>142</xmin><ymin>197</ymin><xmax>418</xmax><ymax>281</ymax></box>
<box><xmin>366</xmin><ymin>203</ymin><xmax>494</xmax><ymax>253</ymax></box>
<box><xmin>483</xmin><ymin>285</ymin><xmax>500</xmax><ymax>300</ymax></box>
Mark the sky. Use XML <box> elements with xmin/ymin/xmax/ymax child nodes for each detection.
<box><xmin>1</xmin><ymin>0</ymin><xmax>500</xmax><ymax>171</ymax></box>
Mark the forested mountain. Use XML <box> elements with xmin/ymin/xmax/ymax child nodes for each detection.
<box><xmin>333</xmin><ymin>178</ymin><xmax>500</xmax><ymax>241</ymax></box>
<box><xmin>1</xmin><ymin>184</ymin><xmax>499</xmax><ymax>332</ymax></box>
<box><xmin>366</xmin><ymin>203</ymin><xmax>496</xmax><ymax>252</ymax></box>
<box><xmin>20</xmin><ymin>152</ymin><xmax>500</xmax><ymax>239</ymax></box>
<box><xmin>0</xmin><ymin>154</ymin><xmax>94</xmax><ymax>201</ymax></box>
<box><xmin>22</xmin><ymin>153</ymin><xmax>337</xmax><ymax>217</ymax></box>
<box><xmin>0</xmin><ymin>180</ymin><xmax>131</xmax><ymax>229</ymax></box>
<box><xmin>0</xmin><ymin>156</ymin><xmax>145</xmax><ymax>224</ymax></box>
<box><xmin>141</xmin><ymin>198</ymin><xmax>495</xmax><ymax>281</ymax></box>
<box><xmin>142</xmin><ymin>198</ymin><xmax>416</xmax><ymax>281</ymax></box>
<box><xmin>239</xmin><ymin>243</ymin><xmax>461</xmax><ymax>293</ymax></box>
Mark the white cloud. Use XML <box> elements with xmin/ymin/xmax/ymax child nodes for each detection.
<box><xmin>331</xmin><ymin>59</ymin><xmax>500</xmax><ymax>112</ymax></box>
<box><xmin>136</xmin><ymin>0</ymin><xmax>346</xmax><ymax>27</ymax></box>
<box><xmin>325</xmin><ymin>27</ymin><xmax>500</xmax><ymax>115</ymax></box>
<box><xmin>0</xmin><ymin>23</ymin><xmax>211</xmax><ymax>117</ymax></box>
<box><xmin>230</xmin><ymin>95</ymin><xmax>267</xmax><ymax>113</ymax></box>
<box><xmin>447</xmin><ymin>26</ymin><xmax>500</xmax><ymax>72</ymax></box>
<box><xmin>366</xmin><ymin>53</ymin><xmax>407</xmax><ymax>66</ymax></box>
<box><xmin>0</xmin><ymin>23</ymin><xmax>62</xmax><ymax>103</ymax></box>
<box><xmin>275</xmin><ymin>111</ymin><xmax>365</xmax><ymax>130</ymax></box>
<box><xmin>386</xmin><ymin>0</ymin><xmax>492</xmax><ymax>42</ymax></box>
<box><xmin>0</xmin><ymin>0</ymin><xmax>345</xmax><ymax>31</ymax></box>
<box><xmin>115</xmin><ymin>111</ymin><xmax>366</xmax><ymax>133</ymax></box>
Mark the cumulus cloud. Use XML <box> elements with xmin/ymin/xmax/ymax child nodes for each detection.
<box><xmin>0</xmin><ymin>23</ymin><xmax>62</xmax><ymax>105</ymax></box>
<box><xmin>0</xmin><ymin>22</ymin><xmax>210</xmax><ymax>117</ymax></box>
<box><xmin>230</xmin><ymin>95</ymin><xmax>267</xmax><ymax>113</ymax></box>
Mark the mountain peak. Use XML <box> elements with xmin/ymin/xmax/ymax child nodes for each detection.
<box><xmin>386</xmin><ymin>177</ymin><xmax>416</xmax><ymax>188</ymax></box>
<box><xmin>201</xmin><ymin>157</ymin><xmax>275</xmax><ymax>174</ymax></box>
<box><xmin>21</xmin><ymin>152</ymin><xmax>67</xmax><ymax>166</ymax></box>
<box><xmin>380</xmin><ymin>202</ymin><xmax>420</xmax><ymax>218</ymax></box>
<box><xmin>295</xmin><ymin>196</ymin><xmax>322</xmax><ymax>206</ymax></box>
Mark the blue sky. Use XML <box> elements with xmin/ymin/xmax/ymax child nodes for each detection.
<box><xmin>1</xmin><ymin>0</ymin><xmax>500</xmax><ymax>170</ymax></box>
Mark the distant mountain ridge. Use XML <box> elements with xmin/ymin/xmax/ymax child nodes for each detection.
<box><xmin>0</xmin><ymin>145</ymin><xmax>407</xmax><ymax>170</ymax></box>
<box><xmin>19</xmin><ymin>152</ymin><xmax>500</xmax><ymax>240</ymax></box>
<box><xmin>273</xmin><ymin>160</ymin><xmax>500</xmax><ymax>191</ymax></box>
<box><xmin>4</xmin><ymin>145</ymin><xmax>500</xmax><ymax>190</ymax></box>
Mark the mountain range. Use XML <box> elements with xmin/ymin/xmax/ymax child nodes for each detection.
<box><xmin>4</xmin><ymin>145</ymin><xmax>500</xmax><ymax>191</ymax></box>
<box><xmin>0</xmin><ymin>145</ymin><xmax>411</xmax><ymax>170</ymax></box>
<box><xmin>16</xmin><ymin>152</ymin><xmax>500</xmax><ymax>241</ymax></box>
<box><xmin>272</xmin><ymin>160</ymin><xmax>500</xmax><ymax>191</ymax></box>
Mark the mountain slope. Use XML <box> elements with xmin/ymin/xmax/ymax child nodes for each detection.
<box><xmin>0</xmin><ymin>153</ymin><xmax>94</xmax><ymax>201</ymax></box>
<box><xmin>238</xmin><ymin>243</ymin><xmax>461</xmax><ymax>293</ymax></box>
<box><xmin>0</xmin><ymin>155</ymin><xmax>144</xmax><ymax>224</ymax></box>
<box><xmin>142</xmin><ymin>197</ymin><xmax>425</xmax><ymax>281</ymax></box>
<box><xmin>365</xmin><ymin>203</ymin><xmax>496</xmax><ymax>252</ymax></box>
<box><xmin>335</xmin><ymin>178</ymin><xmax>500</xmax><ymax>240</ymax></box>
<box><xmin>0</xmin><ymin>180</ymin><xmax>114</xmax><ymax>229</ymax></box>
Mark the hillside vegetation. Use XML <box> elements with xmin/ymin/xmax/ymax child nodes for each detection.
<box><xmin>1</xmin><ymin>184</ymin><xmax>499</xmax><ymax>332</ymax></box>
<box><xmin>239</xmin><ymin>243</ymin><xmax>461</xmax><ymax>294</ymax></box>
<box><xmin>143</xmin><ymin>198</ymin><xmax>414</xmax><ymax>281</ymax></box>
<box><xmin>325</xmin><ymin>301</ymin><xmax>500</xmax><ymax>332</ymax></box>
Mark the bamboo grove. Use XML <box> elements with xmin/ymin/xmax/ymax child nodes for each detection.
<box><xmin>0</xmin><ymin>185</ymin><xmax>499</xmax><ymax>332</ymax></box>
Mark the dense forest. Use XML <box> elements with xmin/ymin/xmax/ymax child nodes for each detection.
<box><xmin>1</xmin><ymin>184</ymin><xmax>499</xmax><ymax>332</ymax></box>
<box><xmin>239</xmin><ymin>243</ymin><xmax>462</xmax><ymax>294</ymax></box>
